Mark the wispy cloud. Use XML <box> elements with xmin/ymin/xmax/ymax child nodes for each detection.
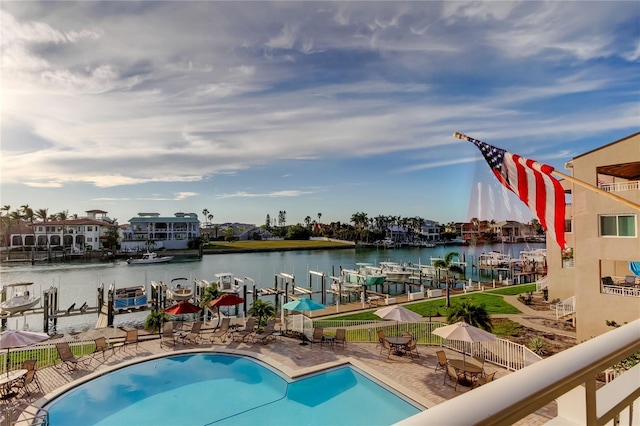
<box><xmin>217</xmin><ymin>190</ymin><xmax>315</xmax><ymax>199</ymax></box>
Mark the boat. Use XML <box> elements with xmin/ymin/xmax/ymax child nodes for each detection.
<box><xmin>478</xmin><ymin>251</ymin><xmax>512</xmax><ymax>267</ymax></box>
<box><xmin>166</xmin><ymin>278</ymin><xmax>193</xmax><ymax>301</ymax></box>
<box><xmin>520</xmin><ymin>248</ymin><xmax>547</xmax><ymax>264</ymax></box>
<box><xmin>342</xmin><ymin>263</ymin><xmax>386</xmax><ymax>286</ymax></box>
<box><xmin>0</xmin><ymin>283</ymin><xmax>41</xmax><ymax>315</ymax></box>
<box><xmin>113</xmin><ymin>284</ymin><xmax>148</xmax><ymax>311</ymax></box>
<box><xmin>126</xmin><ymin>252</ymin><xmax>174</xmax><ymax>265</ymax></box>
<box><xmin>214</xmin><ymin>273</ymin><xmax>241</xmax><ymax>294</ymax></box>
<box><xmin>378</xmin><ymin>261</ymin><xmax>412</xmax><ymax>282</ymax></box>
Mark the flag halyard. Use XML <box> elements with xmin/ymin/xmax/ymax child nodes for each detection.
<box><xmin>462</xmin><ymin>133</ymin><xmax>566</xmax><ymax>249</ymax></box>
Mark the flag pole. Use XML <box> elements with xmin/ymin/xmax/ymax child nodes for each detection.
<box><xmin>454</xmin><ymin>132</ymin><xmax>640</xmax><ymax>212</ymax></box>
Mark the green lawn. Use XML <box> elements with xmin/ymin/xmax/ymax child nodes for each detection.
<box><xmin>486</xmin><ymin>284</ymin><xmax>537</xmax><ymax>295</ymax></box>
<box><xmin>328</xmin><ymin>293</ymin><xmax>521</xmax><ymax>321</ymax></box>
<box><xmin>204</xmin><ymin>240</ymin><xmax>352</xmax><ymax>251</ymax></box>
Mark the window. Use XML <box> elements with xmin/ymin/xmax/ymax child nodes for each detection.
<box><xmin>600</xmin><ymin>214</ymin><xmax>637</xmax><ymax>237</ymax></box>
<box><xmin>564</xmin><ymin>219</ymin><xmax>572</xmax><ymax>233</ymax></box>
<box><xmin>87</xmin><ymin>226</ymin><xmax>93</xmax><ymax>232</ymax></box>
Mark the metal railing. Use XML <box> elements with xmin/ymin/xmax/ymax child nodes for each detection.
<box><xmin>309</xmin><ymin>319</ymin><xmax>542</xmax><ymax>371</ymax></box>
<box><xmin>602</xmin><ymin>285</ymin><xmax>640</xmax><ymax>298</ymax></box>
<box><xmin>396</xmin><ymin>318</ymin><xmax>640</xmax><ymax>426</ymax></box>
<box><xmin>599</xmin><ymin>181</ymin><xmax>639</xmax><ymax>192</ymax></box>
<box><xmin>553</xmin><ymin>295</ymin><xmax>575</xmax><ymax>319</ymax></box>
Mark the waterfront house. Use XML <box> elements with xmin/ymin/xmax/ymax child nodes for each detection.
<box><xmin>546</xmin><ymin>131</ymin><xmax>640</xmax><ymax>341</ymax></box>
<box><xmin>121</xmin><ymin>212</ymin><xmax>200</xmax><ymax>251</ymax></box>
<box><xmin>6</xmin><ymin>209</ymin><xmax>117</xmax><ymax>252</ymax></box>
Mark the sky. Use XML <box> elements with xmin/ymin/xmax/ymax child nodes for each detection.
<box><xmin>1</xmin><ymin>1</ymin><xmax>639</xmax><ymax>227</ymax></box>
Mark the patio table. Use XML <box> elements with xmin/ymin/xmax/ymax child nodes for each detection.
<box><xmin>386</xmin><ymin>336</ymin><xmax>411</xmax><ymax>355</ymax></box>
<box><xmin>448</xmin><ymin>359</ymin><xmax>482</xmax><ymax>386</ymax></box>
<box><xmin>0</xmin><ymin>369</ymin><xmax>27</xmax><ymax>397</ymax></box>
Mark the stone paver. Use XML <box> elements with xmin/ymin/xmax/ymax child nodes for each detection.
<box><xmin>2</xmin><ymin>328</ymin><xmax>556</xmax><ymax>425</ymax></box>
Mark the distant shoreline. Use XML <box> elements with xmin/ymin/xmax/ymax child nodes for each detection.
<box><xmin>202</xmin><ymin>240</ymin><xmax>355</xmax><ymax>255</ymax></box>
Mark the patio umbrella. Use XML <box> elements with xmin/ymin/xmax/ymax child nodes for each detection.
<box><xmin>210</xmin><ymin>294</ymin><xmax>245</xmax><ymax>328</ymax></box>
<box><xmin>0</xmin><ymin>330</ymin><xmax>49</xmax><ymax>376</ymax></box>
<box><xmin>164</xmin><ymin>301</ymin><xmax>201</xmax><ymax>328</ymax></box>
<box><xmin>374</xmin><ymin>305</ymin><xmax>423</xmax><ymax>336</ymax></box>
<box><xmin>283</xmin><ymin>298</ymin><xmax>325</xmax><ymax>345</ymax></box>
<box><xmin>431</xmin><ymin>321</ymin><xmax>496</xmax><ymax>364</ymax></box>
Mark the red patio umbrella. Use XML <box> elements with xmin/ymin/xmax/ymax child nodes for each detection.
<box><xmin>164</xmin><ymin>301</ymin><xmax>201</xmax><ymax>315</ymax></box>
<box><xmin>164</xmin><ymin>301</ymin><xmax>202</xmax><ymax>328</ymax></box>
<box><xmin>210</xmin><ymin>294</ymin><xmax>245</xmax><ymax>327</ymax></box>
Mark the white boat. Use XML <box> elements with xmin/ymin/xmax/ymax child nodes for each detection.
<box><xmin>378</xmin><ymin>261</ymin><xmax>412</xmax><ymax>282</ymax></box>
<box><xmin>520</xmin><ymin>248</ymin><xmax>547</xmax><ymax>264</ymax></box>
<box><xmin>113</xmin><ymin>284</ymin><xmax>148</xmax><ymax>311</ymax></box>
<box><xmin>214</xmin><ymin>273</ymin><xmax>241</xmax><ymax>294</ymax></box>
<box><xmin>479</xmin><ymin>251</ymin><xmax>512</xmax><ymax>267</ymax></box>
<box><xmin>127</xmin><ymin>252</ymin><xmax>173</xmax><ymax>265</ymax></box>
<box><xmin>342</xmin><ymin>263</ymin><xmax>386</xmax><ymax>286</ymax></box>
<box><xmin>166</xmin><ymin>277</ymin><xmax>193</xmax><ymax>301</ymax></box>
<box><xmin>0</xmin><ymin>283</ymin><xmax>40</xmax><ymax>315</ymax></box>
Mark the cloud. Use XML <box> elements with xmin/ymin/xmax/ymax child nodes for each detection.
<box><xmin>217</xmin><ymin>190</ymin><xmax>315</xmax><ymax>199</ymax></box>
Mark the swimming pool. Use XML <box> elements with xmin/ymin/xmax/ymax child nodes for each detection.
<box><xmin>45</xmin><ymin>353</ymin><xmax>423</xmax><ymax>425</ymax></box>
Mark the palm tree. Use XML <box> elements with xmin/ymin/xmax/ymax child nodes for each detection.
<box><xmin>304</xmin><ymin>216</ymin><xmax>311</xmax><ymax>228</ymax></box>
<box><xmin>248</xmin><ymin>299</ymin><xmax>275</xmax><ymax>328</ymax></box>
<box><xmin>57</xmin><ymin>210</ymin><xmax>69</xmax><ymax>249</ymax></box>
<box><xmin>202</xmin><ymin>209</ymin><xmax>209</xmax><ymax>227</ymax></box>
<box><xmin>446</xmin><ymin>300</ymin><xmax>493</xmax><ymax>332</ymax></box>
<box><xmin>21</xmin><ymin>205</ymin><xmax>36</xmax><ymax>247</ymax></box>
<box><xmin>433</xmin><ymin>251</ymin><xmax>465</xmax><ymax>308</ymax></box>
<box><xmin>0</xmin><ymin>205</ymin><xmax>10</xmax><ymax>247</ymax></box>
<box><xmin>35</xmin><ymin>208</ymin><xmax>49</xmax><ymax>249</ymax></box>
<box><xmin>317</xmin><ymin>212</ymin><xmax>322</xmax><ymax>223</ymax></box>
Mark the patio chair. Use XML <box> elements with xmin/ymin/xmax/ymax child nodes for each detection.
<box><xmin>470</xmin><ymin>356</ymin><xmax>486</xmax><ymax>376</ymax></box>
<box><xmin>311</xmin><ymin>328</ymin><xmax>325</xmax><ymax>348</ymax></box>
<box><xmin>210</xmin><ymin>318</ymin><xmax>231</xmax><ymax>343</ymax></box>
<box><xmin>443</xmin><ymin>365</ymin><xmax>467</xmax><ymax>391</ymax></box>
<box><xmin>92</xmin><ymin>337</ymin><xmax>112</xmax><ymax>360</ymax></box>
<box><xmin>624</xmin><ymin>275</ymin><xmax>636</xmax><ymax>286</ymax></box>
<box><xmin>601</xmin><ymin>276</ymin><xmax>615</xmax><ymax>286</ymax></box>
<box><xmin>55</xmin><ymin>342</ymin><xmax>86</xmax><ymax>372</ymax></box>
<box><xmin>334</xmin><ymin>328</ymin><xmax>347</xmax><ymax>349</ymax></box>
<box><xmin>434</xmin><ymin>350</ymin><xmax>448</xmax><ymax>372</ymax></box>
<box><xmin>12</xmin><ymin>360</ymin><xmax>42</xmax><ymax>397</ymax></box>
<box><xmin>404</xmin><ymin>338</ymin><xmax>419</xmax><ymax>359</ymax></box>
<box><xmin>252</xmin><ymin>319</ymin><xmax>276</xmax><ymax>345</ymax></box>
<box><xmin>376</xmin><ymin>329</ymin><xmax>386</xmax><ymax>348</ymax></box>
<box><xmin>473</xmin><ymin>371</ymin><xmax>496</xmax><ymax>388</ymax></box>
<box><xmin>123</xmin><ymin>329</ymin><xmax>139</xmax><ymax>351</ymax></box>
<box><xmin>161</xmin><ymin>323</ymin><xmax>176</xmax><ymax>347</ymax></box>
<box><xmin>234</xmin><ymin>317</ymin><xmax>256</xmax><ymax>342</ymax></box>
<box><xmin>183</xmin><ymin>321</ymin><xmax>203</xmax><ymax>344</ymax></box>
<box><xmin>380</xmin><ymin>338</ymin><xmax>393</xmax><ymax>359</ymax></box>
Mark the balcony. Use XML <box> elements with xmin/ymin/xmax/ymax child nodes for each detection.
<box><xmin>599</xmin><ymin>181</ymin><xmax>639</xmax><ymax>193</ymax></box>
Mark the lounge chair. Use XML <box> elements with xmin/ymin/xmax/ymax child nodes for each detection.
<box><xmin>161</xmin><ymin>322</ymin><xmax>176</xmax><ymax>347</ymax></box>
<box><xmin>92</xmin><ymin>337</ymin><xmax>112</xmax><ymax>359</ymax></box>
<box><xmin>210</xmin><ymin>318</ymin><xmax>231</xmax><ymax>343</ymax></box>
<box><xmin>55</xmin><ymin>342</ymin><xmax>86</xmax><ymax>371</ymax></box>
<box><xmin>444</xmin><ymin>364</ymin><xmax>467</xmax><ymax>391</ymax></box>
<box><xmin>624</xmin><ymin>275</ymin><xmax>637</xmax><ymax>286</ymax></box>
<box><xmin>473</xmin><ymin>371</ymin><xmax>496</xmax><ymax>388</ymax></box>
<box><xmin>601</xmin><ymin>276</ymin><xmax>615</xmax><ymax>286</ymax></box>
<box><xmin>183</xmin><ymin>321</ymin><xmax>203</xmax><ymax>344</ymax></box>
<box><xmin>334</xmin><ymin>328</ymin><xmax>346</xmax><ymax>349</ymax></box>
<box><xmin>234</xmin><ymin>317</ymin><xmax>256</xmax><ymax>342</ymax></box>
<box><xmin>310</xmin><ymin>328</ymin><xmax>325</xmax><ymax>348</ymax></box>
<box><xmin>434</xmin><ymin>350</ymin><xmax>448</xmax><ymax>372</ymax></box>
<box><xmin>252</xmin><ymin>319</ymin><xmax>276</xmax><ymax>345</ymax></box>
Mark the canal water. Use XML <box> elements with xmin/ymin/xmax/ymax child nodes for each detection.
<box><xmin>0</xmin><ymin>242</ymin><xmax>544</xmax><ymax>333</ymax></box>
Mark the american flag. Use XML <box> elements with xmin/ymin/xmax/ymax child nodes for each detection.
<box><xmin>464</xmin><ymin>134</ymin><xmax>566</xmax><ymax>249</ymax></box>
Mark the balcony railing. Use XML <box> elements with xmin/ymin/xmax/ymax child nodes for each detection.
<box><xmin>599</xmin><ymin>181</ymin><xmax>639</xmax><ymax>192</ymax></box>
<box><xmin>396</xmin><ymin>318</ymin><xmax>640</xmax><ymax>426</ymax></box>
<box><xmin>602</xmin><ymin>284</ymin><xmax>640</xmax><ymax>298</ymax></box>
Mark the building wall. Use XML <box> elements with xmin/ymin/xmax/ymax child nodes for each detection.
<box><xmin>548</xmin><ymin>133</ymin><xmax>640</xmax><ymax>341</ymax></box>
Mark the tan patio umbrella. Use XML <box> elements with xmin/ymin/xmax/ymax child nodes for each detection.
<box><xmin>374</xmin><ymin>305</ymin><xmax>423</xmax><ymax>336</ymax></box>
<box><xmin>431</xmin><ymin>321</ymin><xmax>496</xmax><ymax>364</ymax></box>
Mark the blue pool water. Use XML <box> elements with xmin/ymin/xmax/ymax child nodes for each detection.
<box><xmin>46</xmin><ymin>354</ymin><xmax>422</xmax><ymax>425</ymax></box>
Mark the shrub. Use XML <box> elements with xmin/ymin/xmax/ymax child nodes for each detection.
<box><xmin>527</xmin><ymin>336</ymin><xmax>547</xmax><ymax>356</ymax></box>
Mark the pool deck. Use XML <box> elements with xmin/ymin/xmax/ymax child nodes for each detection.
<box><xmin>5</xmin><ymin>325</ymin><xmax>556</xmax><ymax>426</ymax></box>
